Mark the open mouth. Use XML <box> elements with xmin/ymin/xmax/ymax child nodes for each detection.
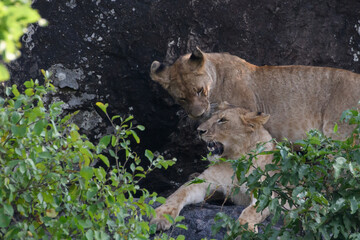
<box><xmin>206</xmin><ymin>141</ymin><xmax>224</xmax><ymax>156</ymax></box>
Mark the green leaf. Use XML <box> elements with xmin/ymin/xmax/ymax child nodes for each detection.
<box><xmin>25</xmin><ymin>88</ymin><xmax>34</xmax><ymax>96</ymax></box>
<box><xmin>96</xmin><ymin>102</ymin><xmax>108</xmax><ymax>113</ymax></box>
<box><xmin>333</xmin><ymin>123</ymin><xmax>338</xmax><ymax>133</ymax></box>
<box><xmin>24</xmin><ymin>80</ymin><xmax>35</xmax><ymax>88</ymax></box>
<box><xmin>319</xmin><ymin>227</ymin><xmax>331</xmax><ymax>240</ymax></box>
<box><xmin>156</xmin><ymin>196</ymin><xmax>166</xmax><ymax>204</ymax></box>
<box><xmin>0</xmin><ymin>64</ymin><xmax>10</xmax><ymax>82</ymax></box>
<box><xmin>111</xmin><ymin>135</ymin><xmax>117</xmax><ymax>147</ymax></box>
<box><xmin>14</xmin><ymin>98</ymin><xmax>23</xmax><ymax>109</ymax></box>
<box><xmin>33</xmin><ymin>119</ymin><xmax>47</xmax><ymax>135</ymax></box>
<box><xmin>98</xmin><ymin>154</ymin><xmax>110</xmax><ymax>168</ymax></box>
<box><xmin>111</xmin><ymin>115</ymin><xmax>121</xmax><ymax>121</ymax></box>
<box><xmin>46</xmin><ymin>208</ymin><xmax>58</xmax><ymax>218</ymax></box>
<box><xmin>80</xmin><ymin>148</ymin><xmax>93</xmax><ymax>158</ymax></box>
<box><xmin>298</xmin><ymin>164</ymin><xmax>309</xmax><ymax>180</ymax></box>
<box><xmin>312</xmin><ymin>193</ymin><xmax>329</xmax><ymax>206</ymax></box>
<box><xmin>130</xmin><ymin>163</ymin><xmax>135</xmax><ymax>172</ymax></box>
<box><xmin>109</xmin><ymin>149</ymin><xmax>116</xmax><ymax>158</ymax></box>
<box><xmin>37</xmin><ymin>192</ymin><xmax>43</xmax><ymax>203</ymax></box>
<box><xmin>145</xmin><ymin>149</ymin><xmax>154</xmax><ymax>161</ymax></box>
<box><xmin>94</xmin><ymin>167</ymin><xmax>106</xmax><ymax>181</ymax></box>
<box><xmin>135</xmin><ymin>166</ymin><xmax>144</xmax><ymax>171</ymax></box>
<box><xmin>86</xmin><ymin>187</ymin><xmax>98</xmax><ymax>200</ymax></box>
<box><xmin>3</xmin><ymin>227</ymin><xmax>20</xmax><ymax>239</ymax></box>
<box><xmin>85</xmin><ymin>229</ymin><xmax>94</xmax><ymax>240</ymax></box>
<box><xmin>107</xmin><ymin>195</ymin><xmax>115</xmax><ymax>205</ymax></box>
<box><xmin>70</xmin><ymin>130</ymin><xmax>81</xmax><ymax>142</ymax></box>
<box><xmin>38</xmin><ymin>151</ymin><xmax>52</xmax><ymax>159</ymax></box>
<box><xmin>350</xmin><ymin>197</ymin><xmax>358</xmax><ymax>214</ymax></box>
<box><xmin>164</xmin><ymin>214</ymin><xmax>174</xmax><ymax>224</ymax></box>
<box><xmin>99</xmin><ymin>135</ymin><xmax>111</xmax><ymax>148</ymax></box>
<box><xmin>80</xmin><ymin>166</ymin><xmax>93</xmax><ymax>181</ymax></box>
<box><xmin>11</xmin><ymin>112</ymin><xmax>21</xmax><ymax>124</ymax></box>
<box><xmin>131</xmin><ymin>130</ymin><xmax>140</xmax><ymax>144</ymax></box>
<box><xmin>12</xmin><ymin>85</ymin><xmax>20</xmax><ymax>97</ymax></box>
<box><xmin>0</xmin><ymin>209</ymin><xmax>11</xmax><ymax>227</ymax></box>
<box><xmin>123</xmin><ymin>115</ymin><xmax>134</xmax><ymax>123</ymax></box>
<box><xmin>257</xmin><ymin>194</ymin><xmax>270</xmax><ymax>211</ymax></box>
<box><xmin>175</xmin><ymin>234</ymin><xmax>186</xmax><ymax>240</ymax></box>
<box><xmin>188</xmin><ymin>178</ymin><xmax>206</xmax><ymax>185</ymax></box>
<box><xmin>332</xmin><ymin>198</ymin><xmax>346</xmax><ymax>213</ymax></box>
<box><xmin>333</xmin><ymin>157</ymin><xmax>347</xmax><ymax>179</ymax></box>
<box><xmin>149</xmin><ymin>224</ymin><xmax>157</xmax><ymax>235</ymax></box>
<box><xmin>137</xmin><ymin>125</ymin><xmax>145</xmax><ymax>131</ymax></box>
<box><xmin>3</xmin><ymin>204</ymin><xmax>14</xmax><ymax>217</ymax></box>
<box><xmin>174</xmin><ymin>216</ymin><xmax>185</xmax><ymax>222</ymax></box>
<box><xmin>11</xmin><ymin>125</ymin><xmax>27</xmax><ymax>137</ymax></box>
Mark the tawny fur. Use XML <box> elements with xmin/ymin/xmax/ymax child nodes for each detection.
<box><xmin>150</xmin><ymin>48</ymin><xmax>360</xmax><ymax>141</ymax></box>
<box><xmin>150</xmin><ymin>107</ymin><xmax>275</xmax><ymax>232</ymax></box>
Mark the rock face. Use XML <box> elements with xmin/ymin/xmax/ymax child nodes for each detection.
<box><xmin>6</xmin><ymin>0</ymin><xmax>360</xmax><ymax>238</ymax></box>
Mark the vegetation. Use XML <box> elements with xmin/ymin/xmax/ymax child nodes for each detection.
<box><xmin>0</xmin><ymin>75</ymin><xmax>184</xmax><ymax>239</ymax></box>
<box><xmin>213</xmin><ymin>106</ymin><xmax>360</xmax><ymax>239</ymax></box>
<box><xmin>0</xmin><ymin>0</ymin><xmax>45</xmax><ymax>82</ymax></box>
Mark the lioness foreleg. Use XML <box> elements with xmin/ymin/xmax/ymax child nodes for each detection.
<box><xmin>151</xmin><ymin>164</ymin><xmax>238</xmax><ymax>231</ymax></box>
<box><xmin>150</xmin><ymin>177</ymin><xmax>215</xmax><ymax>231</ymax></box>
<box><xmin>237</xmin><ymin>193</ymin><xmax>271</xmax><ymax>232</ymax></box>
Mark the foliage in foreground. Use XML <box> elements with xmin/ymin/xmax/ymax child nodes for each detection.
<box><xmin>213</xmin><ymin>107</ymin><xmax>360</xmax><ymax>239</ymax></box>
<box><xmin>0</xmin><ymin>0</ymin><xmax>46</xmax><ymax>81</ymax></box>
<box><xmin>0</xmin><ymin>75</ymin><xmax>182</xmax><ymax>239</ymax></box>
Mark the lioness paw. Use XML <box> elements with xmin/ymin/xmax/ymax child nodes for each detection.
<box><xmin>150</xmin><ymin>206</ymin><xmax>179</xmax><ymax>231</ymax></box>
<box><xmin>150</xmin><ymin>216</ymin><xmax>172</xmax><ymax>231</ymax></box>
<box><xmin>238</xmin><ymin>218</ymin><xmax>258</xmax><ymax>233</ymax></box>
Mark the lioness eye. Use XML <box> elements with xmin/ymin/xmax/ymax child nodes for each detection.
<box><xmin>179</xmin><ymin>98</ymin><xmax>186</xmax><ymax>103</ymax></box>
<box><xmin>197</xmin><ymin>87</ymin><xmax>204</xmax><ymax>95</ymax></box>
<box><xmin>217</xmin><ymin>117</ymin><xmax>227</xmax><ymax>123</ymax></box>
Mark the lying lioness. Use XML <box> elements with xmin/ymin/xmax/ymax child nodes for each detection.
<box><xmin>150</xmin><ymin>106</ymin><xmax>275</xmax><ymax>232</ymax></box>
<box><xmin>150</xmin><ymin>48</ymin><xmax>360</xmax><ymax>141</ymax></box>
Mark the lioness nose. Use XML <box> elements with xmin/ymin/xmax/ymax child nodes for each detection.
<box><xmin>197</xmin><ymin>128</ymin><xmax>207</xmax><ymax>135</ymax></box>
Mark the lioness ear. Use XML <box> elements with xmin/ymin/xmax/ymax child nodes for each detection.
<box><xmin>150</xmin><ymin>61</ymin><xmax>170</xmax><ymax>89</ymax></box>
<box><xmin>241</xmin><ymin>112</ymin><xmax>270</xmax><ymax>131</ymax></box>
<box><xmin>188</xmin><ymin>46</ymin><xmax>205</xmax><ymax>69</ymax></box>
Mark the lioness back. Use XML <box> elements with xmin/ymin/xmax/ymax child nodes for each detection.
<box><xmin>251</xmin><ymin>64</ymin><xmax>360</xmax><ymax>140</ymax></box>
<box><xmin>151</xmin><ymin>48</ymin><xmax>360</xmax><ymax>141</ymax></box>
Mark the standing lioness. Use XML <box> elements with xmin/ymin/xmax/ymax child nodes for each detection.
<box><xmin>150</xmin><ymin>107</ymin><xmax>275</xmax><ymax>232</ymax></box>
<box><xmin>150</xmin><ymin>48</ymin><xmax>360</xmax><ymax>141</ymax></box>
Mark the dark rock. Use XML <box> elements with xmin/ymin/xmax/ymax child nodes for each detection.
<box><xmin>150</xmin><ymin>201</ymin><xmax>280</xmax><ymax>240</ymax></box>
<box><xmin>151</xmin><ymin>203</ymin><xmax>246</xmax><ymax>240</ymax></box>
<box><xmin>5</xmin><ymin>0</ymin><xmax>360</xmax><ymax>238</ymax></box>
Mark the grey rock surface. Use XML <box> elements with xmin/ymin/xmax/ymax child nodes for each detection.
<box><xmin>49</xmin><ymin>63</ymin><xmax>83</xmax><ymax>90</ymax></box>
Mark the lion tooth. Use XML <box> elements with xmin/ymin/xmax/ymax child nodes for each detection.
<box><xmin>207</xmin><ymin>146</ymin><xmax>216</xmax><ymax>152</ymax></box>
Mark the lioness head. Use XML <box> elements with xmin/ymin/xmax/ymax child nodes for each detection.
<box><xmin>197</xmin><ymin>105</ymin><xmax>270</xmax><ymax>160</ymax></box>
<box><xmin>150</xmin><ymin>47</ymin><xmax>214</xmax><ymax>118</ymax></box>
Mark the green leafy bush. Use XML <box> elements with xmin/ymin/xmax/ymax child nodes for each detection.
<box><xmin>0</xmin><ymin>0</ymin><xmax>46</xmax><ymax>81</ymax></box>
<box><xmin>0</xmin><ymin>74</ymin><xmax>179</xmax><ymax>239</ymax></box>
<box><xmin>213</xmin><ymin>107</ymin><xmax>360</xmax><ymax>239</ymax></box>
